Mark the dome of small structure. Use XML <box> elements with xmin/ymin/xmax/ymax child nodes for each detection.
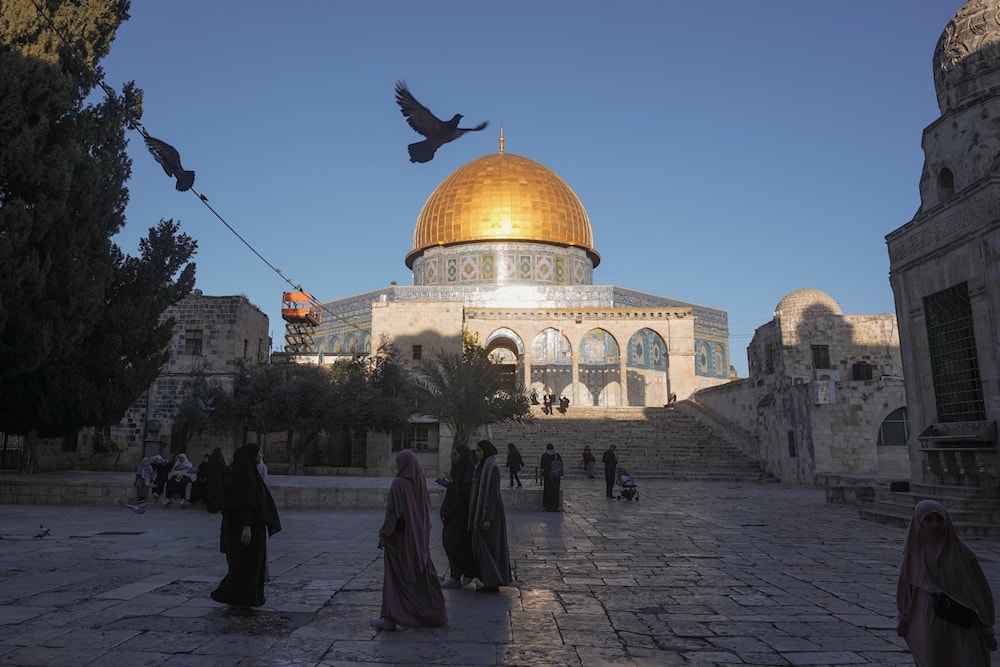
<box><xmin>933</xmin><ymin>0</ymin><xmax>1000</xmax><ymax>113</ymax></box>
<box><xmin>774</xmin><ymin>289</ymin><xmax>842</xmax><ymax>319</ymax></box>
<box><xmin>406</xmin><ymin>149</ymin><xmax>599</xmax><ymax>268</ymax></box>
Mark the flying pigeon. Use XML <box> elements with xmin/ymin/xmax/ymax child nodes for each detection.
<box><xmin>394</xmin><ymin>80</ymin><xmax>488</xmax><ymax>163</ymax></box>
<box><xmin>126</xmin><ymin>502</ymin><xmax>148</xmax><ymax>515</ymax></box>
<box><xmin>34</xmin><ymin>525</ymin><xmax>50</xmax><ymax>539</ymax></box>
<box><xmin>143</xmin><ymin>134</ymin><xmax>196</xmax><ymax>191</ymax></box>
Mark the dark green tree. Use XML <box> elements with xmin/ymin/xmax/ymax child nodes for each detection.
<box><xmin>0</xmin><ymin>1</ymin><xmax>197</xmax><ymax>434</ymax></box>
<box><xmin>412</xmin><ymin>331</ymin><xmax>532</xmax><ymax>446</ymax></box>
<box><xmin>231</xmin><ymin>362</ymin><xmax>334</xmax><ymax>473</ymax></box>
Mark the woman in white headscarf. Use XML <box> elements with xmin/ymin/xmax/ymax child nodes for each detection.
<box><xmin>164</xmin><ymin>453</ymin><xmax>196</xmax><ymax>506</ymax></box>
<box><xmin>896</xmin><ymin>499</ymin><xmax>996</xmax><ymax>666</ymax></box>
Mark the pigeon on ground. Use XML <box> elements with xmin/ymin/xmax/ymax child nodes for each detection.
<box><xmin>143</xmin><ymin>134</ymin><xmax>196</xmax><ymax>191</ymax></box>
<box><xmin>394</xmin><ymin>80</ymin><xmax>488</xmax><ymax>163</ymax></box>
<box><xmin>126</xmin><ymin>502</ymin><xmax>147</xmax><ymax>515</ymax></box>
<box><xmin>34</xmin><ymin>525</ymin><xmax>50</xmax><ymax>539</ymax></box>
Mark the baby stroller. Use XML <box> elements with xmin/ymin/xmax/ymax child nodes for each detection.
<box><xmin>616</xmin><ymin>467</ymin><xmax>638</xmax><ymax>501</ymax></box>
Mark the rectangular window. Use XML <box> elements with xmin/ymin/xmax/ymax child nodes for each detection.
<box><xmin>392</xmin><ymin>425</ymin><xmax>431</xmax><ymax>451</ymax></box>
<box><xmin>924</xmin><ymin>283</ymin><xmax>986</xmax><ymax>422</ymax></box>
<box><xmin>811</xmin><ymin>345</ymin><xmax>830</xmax><ymax>370</ymax></box>
<box><xmin>184</xmin><ymin>329</ymin><xmax>203</xmax><ymax>356</ymax></box>
<box><xmin>764</xmin><ymin>344</ymin><xmax>774</xmax><ymax>374</ymax></box>
<box><xmin>787</xmin><ymin>431</ymin><xmax>796</xmax><ymax>458</ymax></box>
<box><xmin>243</xmin><ymin>339</ymin><xmax>249</xmax><ymax>359</ymax></box>
<box><xmin>412</xmin><ymin>345</ymin><xmax>422</xmax><ymax>362</ymax></box>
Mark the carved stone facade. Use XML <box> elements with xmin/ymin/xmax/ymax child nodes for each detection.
<box><xmin>886</xmin><ymin>0</ymin><xmax>1000</xmax><ymax>488</ymax></box>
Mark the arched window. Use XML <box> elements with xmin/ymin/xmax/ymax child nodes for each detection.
<box><xmin>938</xmin><ymin>168</ymin><xmax>955</xmax><ymax>201</ymax></box>
<box><xmin>877</xmin><ymin>407</ymin><xmax>909</xmax><ymax>446</ymax></box>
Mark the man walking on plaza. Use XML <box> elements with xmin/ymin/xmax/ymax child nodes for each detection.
<box><xmin>602</xmin><ymin>445</ymin><xmax>617</xmax><ymax>499</ymax></box>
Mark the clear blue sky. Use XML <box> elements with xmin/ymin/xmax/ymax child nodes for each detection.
<box><xmin>98</xmin><ymin>1</ymin><xmax>961</xmax><ymax>377</ymax></box>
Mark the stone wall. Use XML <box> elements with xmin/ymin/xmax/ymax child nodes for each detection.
<box><xmin>25</xmin><ymin>294</ymin><xmax>268</xmax><ymax>473</ymax></box>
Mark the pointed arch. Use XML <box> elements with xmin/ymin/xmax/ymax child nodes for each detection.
<box><xmin>486</xmin><ymin>328</ymin><xmax>524</xmax><ymax>392</ymax></box>
<box><xmin>530</xmin><ymin>327</ymin><xmax>573</xmax><ymax>400</ymax></box>
<box><xmin>627</xmin><ymin>328</ymin><xmax>668</xmax><ymax>406</ymax></box>
<box><xmin>579</xmin><ymin>328</ymin><xmax>622</xmax><ymax>406</ymax></box>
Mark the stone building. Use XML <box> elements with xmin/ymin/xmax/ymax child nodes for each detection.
<box><xmin>693</xmin><ymin>288</ymin><xmax>909</xmax><ymax>485</ymax></box>
<box><xmin>298</xmin><ymin>138</ymin><xmax>732</xmax><ymax>473</ymax></box>
<box><xmin>886</xmin><ymin>0</ymin><xmax>1000</xmax><ymax>488</ymax></box>
<box><xmin>16</xmin><ymin>293</ymin><xmax>268</xmax><ymax>473</ymax></box>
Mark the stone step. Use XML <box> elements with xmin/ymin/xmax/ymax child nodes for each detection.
<box><xmin>859</xmin><ymin>480</ymin><xmax>1000</xmax><ymax>538</ymax></box>
<box><xmin>492</xmin><ymin>404</ymin><xmax>771</xmax><ymax>482</ymax></box>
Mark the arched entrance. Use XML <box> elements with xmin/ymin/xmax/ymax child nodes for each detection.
<box><xmin>485</xmin><ymin>328</ymin><xmax>525</xmax><ymax>394</ymax></box>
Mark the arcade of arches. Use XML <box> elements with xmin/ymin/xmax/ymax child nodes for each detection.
<box><xmin>476</xmin><ymin>317</ymin><xmax>678</xmax><ymax>408</ymax></box>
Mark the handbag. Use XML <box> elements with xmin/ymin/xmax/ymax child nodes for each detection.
<box><xmin>933</xmin><ymin>592</ymin><xmax>977</xmax><ymax>629</ymax></box>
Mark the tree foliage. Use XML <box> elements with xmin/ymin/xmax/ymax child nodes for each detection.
<box><xmin>411</xmin><ymin>331</ymin><xmax>532</xmax><ymax>445</ymax></box>
<box><xmin>219</xmin><ymin>347</ymin><xmax>407</xmax><ymax>471</ymax></box>
<box><xmin>0</xmin><ymin>1</ymin><xmax>198</xmax><ymax>434</ymax></box>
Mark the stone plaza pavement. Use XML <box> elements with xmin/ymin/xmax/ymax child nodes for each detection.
<box><xmin>2</xmin><ymin>478</ymin><xmax>1000</xmax><ymax>666</ymax></box>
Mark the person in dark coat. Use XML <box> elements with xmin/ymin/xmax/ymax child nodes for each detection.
<box><xmin>602</xmin><ymin>445</ymin><xmax>618</xmax><ymax>499</ymax></box>
<box><xmin>506</xmin><ymin>442</ymin><xmax>524</xmax><ymax>488</ymax></box>
<box><xmin>539</xmin><ymin>444</ymin><xmax>562</xmax><ymax>512</ymax></box>
<box><xmin>372</xmin><ymin>449</ymin><xmax>447</xmax><ymax>630</ymax></box>
<box><xmin>469</xmin><ymin>440</ymin><xmax>511</xmax><ymax>593</ymax></box>
<box><xmin>211</xmin><ymin>443</ymin><xmax>281</xmax><ymax>609</ymax></box>
<box><xmin>202</xmin><ymin>447</ymin><xmax>228</xmax><ymax>514</ymax></box>
<box><xmin>439</xmin><ymin>443</ymin><xmax>479</xmax><ymax>589</ymax></box>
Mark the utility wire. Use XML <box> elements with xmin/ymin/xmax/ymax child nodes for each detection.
<box><xmin>29</xmin><ymin>0</ymin><xmax>366</xmax><ymax>336</ymax></box>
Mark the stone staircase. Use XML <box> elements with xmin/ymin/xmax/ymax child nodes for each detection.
<box><xmin>486</xmin><ymin>403</ymin><xmax>774</xmax><ymax>483</ymax></box>
<box><xmin>859</xmin><ymin>482</ymin><xmax>1000</xmax><ymax>538</ymax></box>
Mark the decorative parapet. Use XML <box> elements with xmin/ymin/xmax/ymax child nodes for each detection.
<box><xmin>917</xmin><ymin>420</ymin><xmax>998</xmax><ymax>487</ymax></box>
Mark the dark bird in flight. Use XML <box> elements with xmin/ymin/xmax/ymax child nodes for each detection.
<box><xmin>34</xmin><ymin>525</ymin><xmax>50</xmax><ymax>539</ymax></box>
<box><xmin>143</xmin><ymin>134</ymin><xmax>196</xmax><ymax>191</ymax></box>
<box><xmin>394</xmin><ymin>80</ymin><xmax>488</xmax><ymax>163</ymax></box>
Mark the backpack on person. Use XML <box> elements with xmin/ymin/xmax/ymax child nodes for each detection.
<box><xmin>549</xmin><ymin>455</ymin><xmax>564</xmax><ymax>479</ymax></box>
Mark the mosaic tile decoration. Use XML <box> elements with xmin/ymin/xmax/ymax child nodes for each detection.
<box><xmin>581</xmin><ymin>329</ymin><xmax>620</xmax><ymax>365</ymax></box>
<box><xmin>530</xmin><ymin>328</ymin><xmax>572</xmax><ymax>364</ymax></box>
<box><xmin>627</xmin><ymin>328</ymin><xmax>667</xmax><ymax>370</ymax></box>
<box><xmin>413</xmin><ymin>242</ymin><xmax>593</xmax><ymax>287</ymax></box>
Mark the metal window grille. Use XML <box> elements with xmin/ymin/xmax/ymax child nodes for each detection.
<box><xmin>811</xmin><ymin>345</ymin><xmax>830</xmax><ymax>370</ymax></box>
<box><xmin>924</xmin><ymin>283</ymin><xmax>985</xmax><ymax>423</ymax></box>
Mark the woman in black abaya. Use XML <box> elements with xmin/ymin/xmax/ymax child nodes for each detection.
<box><xmin>211</xmin><ymin>443</ymin><xmax>281</xmax><ymax>609</ymax></box>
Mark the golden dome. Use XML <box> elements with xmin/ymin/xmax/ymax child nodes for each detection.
<box><xmin>406</xmin><ymin>151</ymin><xmax>599</xmax><ymax>268</ymax></box>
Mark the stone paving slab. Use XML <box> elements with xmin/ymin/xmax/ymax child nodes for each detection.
<box><xmin>1</xmin><ymin>479</ymin><xmax>1000</xmax><ymax>665</ymax></box>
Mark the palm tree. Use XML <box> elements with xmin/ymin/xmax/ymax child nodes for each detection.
<box><xmin>411</xmin><ymin>332</ymin><xmax>532</xmax><ymax>445</ymax></box>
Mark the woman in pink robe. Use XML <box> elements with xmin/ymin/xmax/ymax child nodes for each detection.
<box><xmin>371</xmin><ymin>449</ymin><xmax>447</xmax><ymax>630</ymax></box>
<box><xmin>896</xmin><ymin>499</ymin><xmax>996</xmax><ymax>666</ymax></box>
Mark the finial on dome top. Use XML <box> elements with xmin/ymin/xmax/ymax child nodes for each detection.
<box><xmin>499</xmin><ymin>126</ymin><xmax>505</xmax><ymax>154</ymax></box>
